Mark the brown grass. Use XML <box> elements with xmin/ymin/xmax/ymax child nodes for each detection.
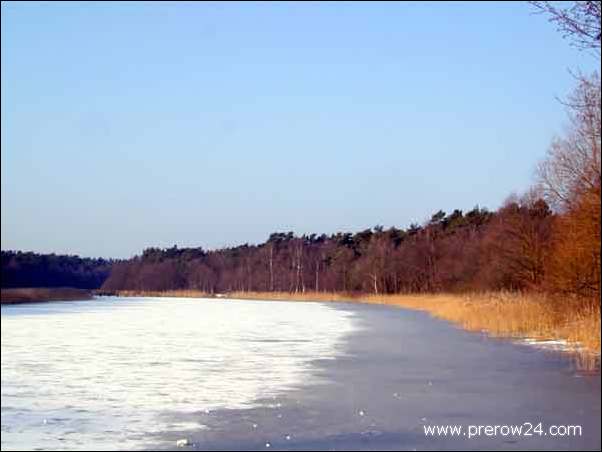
<box><xmin>228</xmin><ymin>291</ymin><xmax>356</xmax><ymax>303</ymax></box>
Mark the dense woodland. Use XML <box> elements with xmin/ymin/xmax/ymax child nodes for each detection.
<box><xmin>101</xmin><ymin>187</ymin><xmax>598</xmax><ymax>300</ymax></box>
<box><xmin>99</xmin><ymin>203</ymin><xmax>549</xmax><ymax>295</ymax></box>
<box><xmin>1</xmin><ymin>251</ymin><xmax>113</xmax><ymax>289</ymax></box>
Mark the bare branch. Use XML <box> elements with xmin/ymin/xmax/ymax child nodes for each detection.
<box><xmin>530</xmin><ymin>1</ymin><xmax>601</xmax><ymax>55</ymax></box>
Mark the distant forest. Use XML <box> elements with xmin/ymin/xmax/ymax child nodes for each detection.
<box><xmin>101</xmin><ymin>202</ymin><xmax>557</xmax><ymax>295</ymax></box>
<box><xmin>1</xmin><ymin>251</ymin><xmax>113</xmax><ymax>289</ymax></box>
<box><xmin>98</xmin><ymin>197</ymin><xmax>595</xmax><ymax>299</ymax></box>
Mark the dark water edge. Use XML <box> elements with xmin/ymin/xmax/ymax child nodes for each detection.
<box><xmin>151</xmin><ymin>302</ymin><xmax>601</xmax><ymax>451</ymax></box>
<box><xmin>0</xmin><ymin>287</ymin><xmax>92</xmax><ymax>304</ymax></box>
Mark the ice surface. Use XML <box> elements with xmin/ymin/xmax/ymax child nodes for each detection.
<box><xmin>0</xmin><ymin>297</ymin><xmax>357</xmax><ymax>450</ymax></box>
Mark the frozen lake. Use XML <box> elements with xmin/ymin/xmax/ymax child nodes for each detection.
<box><xmin>1</xmin><ymin>297</ymin><xmax>600</xmax><ymax>450</ymax></box>
<box><xmin>1</xmin><ymin>297</ymin><xmax>357</xmax><ymax>450</ymax></box>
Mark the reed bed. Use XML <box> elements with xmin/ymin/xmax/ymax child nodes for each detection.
<box><xmin>228</xmin><ymin>290</ymin><xmax>356</xmax><ymax>303</ymax></box>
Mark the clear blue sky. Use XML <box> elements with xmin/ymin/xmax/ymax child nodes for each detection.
<box><xmin>1</xmin><ymin>1</ymin><xmax>598</xmax><ymax>258</ymax></box>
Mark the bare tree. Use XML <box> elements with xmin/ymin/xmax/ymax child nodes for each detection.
<box><xmin>536</xmin><ymin>74</ymin><xmax>601</xmax><ymax>298</ymax></box>
<box><xmin>537</xmin><ymin>73</ymin><xmax>601</xmax><ymax>211</ymax></box>
<box><xmin>530</xmin><ymin>1</ymin><xmax>601</xmax><ymax>54</ymax></box>
<box><xmin>266</xmin><ymin>243</ymin><xmax>274</xmax><ymax>291</ymax></box>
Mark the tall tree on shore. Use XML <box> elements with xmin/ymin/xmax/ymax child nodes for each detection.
<box><xmin>538</xmin><ymin>74</ymin><xmax>601</xmax><ymax>298</ymax></box>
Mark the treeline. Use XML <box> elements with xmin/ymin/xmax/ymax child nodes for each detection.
<box><xmin>1</xmin><ymin>251</ymin><xmax>113</xmax><ymax>289</ymax></box>
<box><xmin>103</xmin><ymin>206</ymin><xmax>492</xmax><ymax>294</ymax></box>
<box><xmin>100</xmin><ymin>197</ymin><xmax>583</xmax><ymax>297</ymax></box>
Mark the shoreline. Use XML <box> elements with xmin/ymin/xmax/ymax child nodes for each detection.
<box><xmin>4</xmin><ymin>297</ymin><xmax>599</xmax><ymax>450</ymax></box>
<box><xmin>1</xmin><ymin>287</ymin><xmax>93</xmax><ymax>304</ymax></box>
<box><xmin>155</xmin><ymin>302</ymin><xmax>601</xmax><ymax>451</ymax></box>
<box><xmin>97</xmin><ymin>289</ymin><xmax>601</xmax><ymax>360</ymax></box>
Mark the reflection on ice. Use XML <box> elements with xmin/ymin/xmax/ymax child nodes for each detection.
<box><xmin>1</xmin><ymin>297</ymin><xmax>357</xmax><ymax>450</ymax></box>
<box><xmin>516</xmin><ymin>337</ymin><xmax>576</xmax><ymax>352</ymax></box>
